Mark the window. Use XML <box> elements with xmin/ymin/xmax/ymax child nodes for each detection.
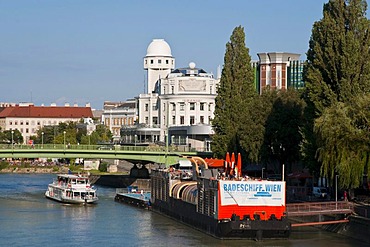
<box><xmin>145</xmin><ymin>104</ymin><xmax>149</xmax><ymax>111</ymax></box>
<box><xmin>26</xmin><ymin>121</ymin><xmax>29</xmax><ymax>125</ymax></box>
<box><xmin>153</xmin><ymin>117</ymin><xmax>158</xmax><ymax>124</ymax></box>
<box><xmin>20</xmin><ymin>121</ymin><xmax>23</xmax><ymax>125</ymax></box>
<box><xmin>150</xmin><ymin>59</ymin><xmax>154</xmax><ymax>64</ymax></box>
<box><xmin>15</xmin><ymin>121</ymin><xmax>18</xmax><ymax>125</ymax></box>
<box><xmin>200</xmin><ymin>116</ymin><xmax>204</xmax><ymax>124</ymax></box>
<box><xmin>190</xmin><ymin>116</ymin><xmax>195</xmax><ymax>125</ymax></box>
<box><xmin>180</xmin><ymin>103</ymin><xmax>185</xmax><ymax>111</ymax></box>
<box><xmin>180</xmin><ymin>116</ymin><xmax>185</xmax><ymax>125</ymax></box>
<box><xmin>158</xmin><ymin>59</ymin><xmax>161</xmax><ymax>64</ymax></box>
<box><xmin>145</xmin><ymin>117</ymin><xmax>148</xmax><ymax>124</ymax></box>
<box><xmin>200</xmin><ymin>103</ymin><xmax>205</xmax><ymax>111</ymax></box>
<box><xmin>37</xmin><ymin>121</ymin><xmax>40</xmax><ymax>125</ymax></box>
<box><xmin>210</xmin><ymin>86</ymin><xmax>213</xmax><ymax>94</ymax></box>
<box><xmin>171</xmin><ymin>86</ymin><xmax>174</xmax><ymax>94</ymax></box>
<box><xmin>26</xmin><ymin>128</ymin><xmax>29</xmax><ymax>133</ymax></box>
<box><xmin>166</xmin><ymin>60</ymin><xmax>169</xmax><ymax>64</ymax></box>
<box><xmin>190</xmin><ymin>103</ymin><xmax>195</xmax><ymax>111</ymax></box>
<box><xmin>152</xmin><ymin>103</ymin><xmax>157</xmax><ymax>111</ymax></box>
<box><xmin>172</xmin><ymin>116</ymin><xmax>175</xmax><ymax>125</ymax></box>
<box><xmin>9</xmin><ymin>121</ymin><xmax>12</xmax><ymax>125</ymax></box>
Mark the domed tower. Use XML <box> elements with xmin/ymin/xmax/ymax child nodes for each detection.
<box><xmin>144</xmin><ymin>39</ymin><xmax>175</xmax><ymax>94</ymax></box>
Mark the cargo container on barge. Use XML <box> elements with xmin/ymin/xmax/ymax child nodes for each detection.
<box><xmin>150</xmin><ymin>154</ymin><xmax>291</xmax><ymax>240</ymax></box>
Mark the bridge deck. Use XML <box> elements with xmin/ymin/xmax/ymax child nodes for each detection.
<box><xmin>287</xmin><ymin>201</ymin><xmax>353</xmax><ymax>217</ymax></box>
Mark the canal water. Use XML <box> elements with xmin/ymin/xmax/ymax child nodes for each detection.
<box><xmin>0</xmin><ymin>173</ymin><xmax>367</xmax><ymax>247</ymax></box>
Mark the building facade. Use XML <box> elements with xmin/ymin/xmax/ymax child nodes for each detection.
<box><xmin>0</xmin><ymin>102</ymin><xmax>93</xmax><ymax>144</ymax></box>
<box><xmin>101</xmin><ymin>100</ymin><xmax>136</xmax><ymax>143</ymax></box>
<box><xmin>128</xmin><ymin>39</ymin><xmax>219</xmax><ymax>151</ymax></box>
<box><xmin>257</xmin><ymin>52</ymin><xmax>304</xmax><ymax>93</ymax></box>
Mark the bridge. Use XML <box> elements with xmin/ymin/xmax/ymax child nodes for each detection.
<box><xmin>0</xmin><ymin>144</ymin><xmax>201</xmax><ymax>165</ymax></box>
<box><xmin>287</xmin><ymin>201</ymin><xmax>354</xmax><ymax>227</ymax></box>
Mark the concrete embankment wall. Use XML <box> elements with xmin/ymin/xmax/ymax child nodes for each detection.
<box><xmin>336</xmin><ymin>216</ymin><xmax>370</xmax><ymax>244</ymax></box>
<box><xmin>290</xmin><ymin>214</ymin><xmax>370</xmax><ymax>244</ymax></box>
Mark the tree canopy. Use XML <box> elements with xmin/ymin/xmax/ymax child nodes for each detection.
<box><xmin>211</xmin><ymin>26</ymin><xmax>256</xmax><ymax>160</ymax></box>
<box><xmin>303</xmin><ymin>0</ymin><xmax>370</xmax><ymax>188</ymax></box>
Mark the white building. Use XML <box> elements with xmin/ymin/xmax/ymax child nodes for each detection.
<box><xmin>101</xmin><ymin>100</ymin><xmax>136</xmax><ymax>143</ymax></box>
<box><xmin>133</xmin><ymin>39</ymin><xmax>219</xmax><ymax>151</ymax></box>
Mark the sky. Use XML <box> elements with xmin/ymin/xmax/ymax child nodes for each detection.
<box><xmin>0</xmin><ymin>0</ymin><xmax>330</xmax><ymax>110</ymax></box>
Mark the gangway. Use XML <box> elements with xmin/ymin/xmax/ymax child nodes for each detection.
<box><xmin>287</xmin><ymin>201</ymin><xmax>354</xmax><ymax>227</ymax></box>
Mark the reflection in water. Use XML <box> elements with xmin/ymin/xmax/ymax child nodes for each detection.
<box><xmin>0</xmin><ymin>174</ymin><xmax>367</xmax><ymax>247</ymax></box>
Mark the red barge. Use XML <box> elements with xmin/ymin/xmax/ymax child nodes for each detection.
<box><xmin>150</xmin><ymin>154</ymin><xmax>291</xmax><ymax>240</ymax></box>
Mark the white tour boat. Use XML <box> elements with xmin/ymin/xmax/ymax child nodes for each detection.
<box><xmin>45</xmin><ymin>174</ymin><xmax>98</xmax><ymax>204</ymax></box>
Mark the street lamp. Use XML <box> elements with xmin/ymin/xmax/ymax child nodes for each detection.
<box><xmin>63</xmin><ymin>131</ymin><xmax>66</xmax><ymax>150</ymax></box>
<box><xmin>11</xmin><ymin>130</ymin><xmax>14</xmax><ymax>150</ymax></box>
<box><xmin>262</xmin><ymin>167</ymin><xmax>265</xmax><ymax>179</ymax></box>
<box><xmin>335</xmin><ymin>175</ymin><xmax>339</xmax><ymax>210</ymax></box>
<box><xmin>134</xmin><ymin>134</ymin><xmax>137</xmax><ymax>147</ymax></box>
<box><xmin>41</xmin><ymin>132</ymin><xmax>44</xmax><ymax>149</ymax></box>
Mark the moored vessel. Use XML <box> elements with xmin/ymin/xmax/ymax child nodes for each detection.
<box><xmin>115</xmin><ymin>185</ymin><xmax>151</xmax><ymax>209</ymax></box>
<box><xmin>45</xmin><ymin>174</ymin><xmax>98</xmax><ymax>204</ymax></box>
<box><xmin>150</xmin><ymin>154</ymin><xmax>291</xmax><ymax>240</ymax></box>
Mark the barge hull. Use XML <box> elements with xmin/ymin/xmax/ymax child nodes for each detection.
<box><xmin>152</xmin><ymin>197</ymin><xmax>290</xmax><ymax>240</ymax></box>
<box><xmin>115</xmin><ymin>193</ymin><xmax>150</xmax><ymax>209</ymax></box>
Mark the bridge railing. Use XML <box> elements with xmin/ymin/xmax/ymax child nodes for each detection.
<box><xmin>0</xmin><ymin>143</ymin><xmax>200</xmax><ymax>153</ymax></box>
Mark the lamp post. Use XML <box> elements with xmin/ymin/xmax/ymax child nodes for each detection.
<box><xmin>63</xmin><ymin>131</ymin><xmax>66</xmax><ymax>150</ymax></box>
<box><xmin>134</xmin><ymin>134</ymin><xmax>137</xmax><ymax>147</ymax></box>
<box><xmin>262</xmin><ymin>167</ymin><xmax>265</xmax><ymax>179</ymax></box>
<box><xmin>335</xmin><ymin>174</ymin><xmax>339</xmax><ymax>210</ymax></box>
<box><xmin>11</xmin><ymin>130</ymin><xmax>14</xmax><ymax>150</ymax></box>
<box><xmin>41</xmin><ymin>132</ymin><xmax>44</xmax><ymax>149</ymax></box>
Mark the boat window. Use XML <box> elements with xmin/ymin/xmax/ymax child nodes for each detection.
<box><xmin>73</xmin><ymin>192</ymin><xmax>80</xmax><ymax>197</ymax></box>
<box><xmin>71</xmin><ymin>179</ymin><xmax>76</xmax><ymax>184</ymax></box>
<box><xmin>77</xmin><ymin>179</ymin><xmax>85</xmax><ymax>184</ymax></box>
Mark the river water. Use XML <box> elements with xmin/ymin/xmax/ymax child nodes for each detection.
<box><xmin>0</xmin><ymin>173</ymin><xmax>366</xmax><ymax>247</ymax></box>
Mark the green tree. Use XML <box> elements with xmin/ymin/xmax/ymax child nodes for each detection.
<box><xmin>211</xmin><ymin>26</ymin><xmax>256</xmax><ymax>161</ymax></box>
<box><xmin>3</xmin><ymin>129</ymin><xmax>23</xmax><ymax>144</ymax></box>
<box><xmin>315</xmin><ymin>95</ymin><xmax>370</xmax><ymax>189</ymax></box>
<box><xmin>80</xmin><ymin>124</ymin><xmax>112</xmax><ymax>145</ymax></box>
<box><xmin>262</xmin><ymin>89</ymin><xmax>306</xmax><ymax>172</ymax></box>
<box><xmin>303</xmin><ymin>0</ymin><xmax>370</xmax><ymax>186</ymax></box>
